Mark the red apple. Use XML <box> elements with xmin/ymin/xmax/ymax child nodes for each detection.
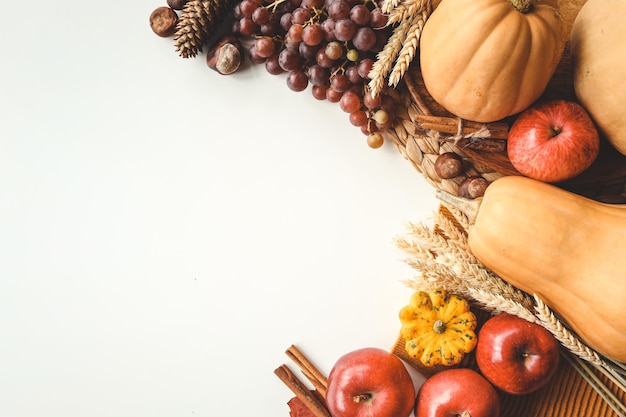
<box><xmin>475</xmin><ymin>313</ymin><xmax>560</xmax><ymax>395</ymax></box>
<box><xmin>507</xmin><ymin>99</ymin><xmax>600</xmax><ymax>183</ymax></box>
<box><xmin>325</xmin><ymin>347</ymin><xmax>416</xmax><ymax>417</ymax></box>
<box><xmin>415</xmin><ymin>368</ymin><xmax>500</xmax><ymax>417</ymax></box>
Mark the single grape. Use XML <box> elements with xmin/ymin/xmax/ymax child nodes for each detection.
<box><xmin>363</xmin><ymin>90</ymin><xmax>382</xmax><ymax>109</ymax></box>
<box><xmin>287</xmin><ymin>23</ymin><xmax>304</xmax><ymax>43</ymax></box>
<box><xmin>352</xmin><ymin>27</ymin><xmax>376</xmax><ymax>51</ymax></box>
<box><xmin>302</xmin><ymin>23</ymin><xmax>324</xmax><ymax>46</ymax></box>
<box><xmin>372</xmin><ymin>109</ymin><xmax>389</xmax><ymax>124</ymax></box>
<box><xmin>330</xmin><ymin>73</ymin><xmax>351</xmax><ymax>92</ymax></box>
<box><xmin>321</xmin><ymin>18</ymin><xmax>336</xmax><ymax>41</ymax></box>
<box><xmin>326</xmin><ymin>87</ymin><xmax>343</xmax><ymax>103</ymax></box>
<box><xmin>252</xmin><ymin>6</ymin><xmax>270</xmax><ymax>24</ymax></box>
<box><xmin>345</xmin><ymin>48</ymin><xmax>358</xmax><ymax>62</ymax></box>
<box><xmin>299</xmin><ymin>41</ymin><xmax>321</xmax><ymax>62</ymax></box>
<box><xmin>316</xmin><ymin>48</ymin><xmax>336</xmax><ymax>68</ymax></box>
<box><xmin>248</xmin><ymin>44</ymin><xmax>267</xmax><ymax>64</ymax></box>
<box><xmin>339</xmin><ymin>90</ymin><xmax>362</xmax><ymax>113</ymax></box>
<box><xmin>370</xmin><ymin>7</ymin><xmax>388</xmax><ymax>29</ymax></box>
<box><xmin>357</xmin><ymin>58</ymin><xmax>374</xmax><ymax>79</ymax></box>
<box><xmin>280</xmin><ymin>13</ymin><xmax>293</xmax><ymax>31</ymax></box>
<box><xmin>278</xmin><ymin>47</ymin><xmax>303</xmax><ymax>71</ymax></box>
<box><xmin>238</xmin><ymin>17</ymin><xmax>259</xmax><ymax>36</ymax></box>
<box><xmin>311</xmin><ymin>84</ymin><xmax>328</xmax><ymax>100</ymax></box>
<box><xmin>328</xmin><ymin>0</ymin><xmax>351</xmax><ymax>20</ymax></box>
<box><xmin>349</xmin><ymin>4</ymin><xmax>371</xmax><ymax>26</ymax></box>
<box><xmin>334</xmin><ymin>19</ymin><xmax>356</xmax><ymax>42</ymax></box>
<box><xmin>255</xmin><ymin>36</ymin><xmax>276</xmax><ymax>58</ymax></box>
<box><xmin>261</xmin><ymin>19</ymin><xmax>282</xmax><ymax>36</ymax></box>
<box><xmin>349</xmin><ymin>110</ymin><xmax>368</xmax><ymax>127</ymax></box>
<box><xmin>324</xmin><ymin>41</ymin><xmax>344</xmax><ymax>60</ymax></box>
<box><xmin>265</xmin><ymin>54</ymin><xmax>284</xmax><ymax>75</ymax></box>
<box><xmin>367</xmin><ymin>132</ymin><xmax>384</xmax><ymax>148</ymax></box>
<box><xmin>344</xmin><ymin>64</ymin><xmax>363</xmax><ymax>84</ymax></box>
<box><xmin>287</xmin><ymin>70</ymin><xmax>309</xmax><ymax>92</ymax></box>
<box><xmin>239</xmin><ymin>0</ymin><xmax>259</xmax><ymax>18</ymax></box>
<box><xmin>291</xmin><ymin>7</ymin><xmax>312</xmax><ymax>25</ymax></box>
<box><xmin>307</xmin><ymin>64</ymin><xmax>330</xmax><ymax>86</ymax></box>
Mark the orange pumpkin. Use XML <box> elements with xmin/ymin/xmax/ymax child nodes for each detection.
<box><xmin>419</xmin><ymin>0</ymin><xmax>567</xmax><ymax>123</ymax></box>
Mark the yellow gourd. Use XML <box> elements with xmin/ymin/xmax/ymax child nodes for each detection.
<box><xmin>399</xmin><ymin>289</ymin><xmax>477</xmax><ymax>366</ymax></box>
<box><xmin>440</xmin><ymin>176</ymin><xmax>626</xmax><ymax>363</ymax></box>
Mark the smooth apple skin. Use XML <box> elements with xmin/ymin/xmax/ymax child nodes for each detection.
<box><xmin>507</xmin><ymin>99</ymin><xmax>600</xmax><ymax>183</ymax></box>
<box><xmin>325</xmin><ymin>347</ymin><xmax>415</xmax><ymax>417</ymax></box>
<box><xmin>476</xmin><ymin>313</ymin><xmax>560</xmax><ymax>395</ymax></box>
<box><xmin>415</xmin><ymin>368</ymin><xmax>500</xmax><ymax>417</ymax></box>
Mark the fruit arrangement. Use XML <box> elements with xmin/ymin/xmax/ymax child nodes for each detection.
<box><xmin>148</xmin><ymin>0</ymin><xmax>626</xmax><ymax>415</ymax></box>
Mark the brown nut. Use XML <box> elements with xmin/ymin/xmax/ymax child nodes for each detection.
<box><xmin>458</xmin><ymin>176</ymin><xmax>489</xmax><ymax>199</ymax></box>
<box><xmin>207</xmin><ymin>37</ymin><xmax>243</xmax><ymax>75</ymax></box>
<box><xmin>167</xmin><ymin>0</ymin><xmax>188</xmax><ymax>10</ymax></box>
<box><xmin>434</xmin><ymin>152</ymin><xmax>464</xmax><ymax>179</ymax></box>
<box><xmin>150</xmin><ymin>6</ymin><xmax>178</xmax><ymax>38</ymax></box>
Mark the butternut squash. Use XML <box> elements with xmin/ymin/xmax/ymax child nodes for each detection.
<box><xmin>441</xmin><ymin>176</ymin><xmax>626</xmax><ymax>363</ymax></box>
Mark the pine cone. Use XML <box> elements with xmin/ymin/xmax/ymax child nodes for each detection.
<box><xmin>174</xmin><ymin>0</ymin><xmax>234</xmax><ymax>58</ymax></box>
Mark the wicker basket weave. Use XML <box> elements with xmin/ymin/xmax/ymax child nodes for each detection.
<box><xmin>381</xmin><ymin>0</ymin><xmax>626</xmax><ymax>415</ymax></box>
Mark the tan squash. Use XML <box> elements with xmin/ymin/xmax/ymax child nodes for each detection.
<box><xmin>441</xmin><ymin>176</ymin><xmax>626</xmax><ymax>363</ymax></box>
<box><xmin>419</xmin><ymin>0</ymin><xmax>567</xmax><ymax>123</ymax></box>
<box><xmin>571</xmin><ymin>0</ymin><xmax>626</xmax><ymax>155</ymax></box>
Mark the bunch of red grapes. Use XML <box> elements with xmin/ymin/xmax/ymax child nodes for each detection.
<box><xmin>232</xmin><ymin>0</ymin><xmax>396</xmax><ymax>148</ymax></box>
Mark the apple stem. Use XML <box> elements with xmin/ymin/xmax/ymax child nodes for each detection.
<box><xmin>460</xmin><ymin>412</ymin><xmax>472</xmax><ymax>417</ymax></box>
<box><xmin>551</xmin><ymin>125</ymin><xmax>562</xmax><ymax>137</ymax></box>
<box><xmin>508</xmin><ymin>0</ymin><xmax>532</xmax><ymax>13</ymax></box>
<box><xmin>353</xmin><ymin>393</ymin><xmax>372</xmax><ymax>403</ymax></box>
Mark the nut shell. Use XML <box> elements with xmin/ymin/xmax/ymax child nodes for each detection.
<box><xmin>150</xmin><ymin>7</ymin><xmax>178</xmax><ymax>38</ymax></box>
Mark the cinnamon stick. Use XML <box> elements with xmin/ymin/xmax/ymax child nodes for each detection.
<box><xmin>286</xmin><ymin>345</ymin><xmax>328</xmax><ymax>397</ymax></box>
<box><xmin>274</xmin><ymin>365</ymin><xmax>331</xmax><ymax>417</ymax></box>
<box><xmin>414</xmin><ymin>114</ymin><xmax>509</xmax><ymax>140</ymax></box>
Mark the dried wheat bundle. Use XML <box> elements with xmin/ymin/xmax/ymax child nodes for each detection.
<box><xmin>368</xmin><ymin>0</ymin><xmax>432</xmax><ymax>96</ymax></box>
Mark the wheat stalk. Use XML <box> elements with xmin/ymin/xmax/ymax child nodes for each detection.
<box><xmin>386</xmin><ymin>0</ymin><xmax>430</xmax><ymax>24</ymax></box>
<box><xmin>368</xmin><ymin>19</ymin><xmax>411</xmax><ymax>96</ymax></box>
<box><xmin>533</xmin><ymin>295</ymin><xmax>605</xmax><ymax>366</ymax></box>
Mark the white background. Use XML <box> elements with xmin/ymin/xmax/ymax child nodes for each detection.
<box><xmin>0</xmin><ymin>1</ymin><xmax>437</xmax><ymax>416</ymax></box>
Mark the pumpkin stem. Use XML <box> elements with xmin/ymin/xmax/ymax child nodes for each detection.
<box><xmin>508</xmin><ymin>0</ymin><xmax>532</xmax><ymax>13</ymax></box>
<box><xmin>435</xmin><ymin>189</ymin><xmax>482</xmax><ymax>225</ymax></box>
<box><xmin>433</xmin><ymin>319</ymin><xmax>447</xmax><ymax>334</ymax></box>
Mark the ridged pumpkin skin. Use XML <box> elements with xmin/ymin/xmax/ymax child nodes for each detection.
<box><xmin>419</xmin><ymin>0</ymin><xmax>567</xmax><ymax>123</ymax></box>
<box><xmin>571</xmin><ymin>0</ymin><xmax>626</xmax><ymax>155</ymax></box>
<box><xmin>468</xmin><ymin>176</ymin><xmax>626</xmax><ymax>363</ymax></box>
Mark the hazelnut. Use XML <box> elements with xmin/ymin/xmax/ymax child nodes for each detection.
<box><xmin>207</xmin><ymin>37</ymin><xmax>244</xmax><ymax>75</ymax></box>
<box><xmin>458</xmin><ymin>176</ymin><xmax>489</xmax><ymax>199</ymax></box>
<box><xmin>167</xmin><ymin>0</ymin><xmax>189</xmax><ymax>10</ymax></box>
<box><xmin>150</xmin><ymin>6</ymin><xmax>178</xmax><ymax>38</ymax></box>
<box><xmin>434</xmin><ymin>152</ymin><xmax>464</xmax><ymax>179</ymax></box>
